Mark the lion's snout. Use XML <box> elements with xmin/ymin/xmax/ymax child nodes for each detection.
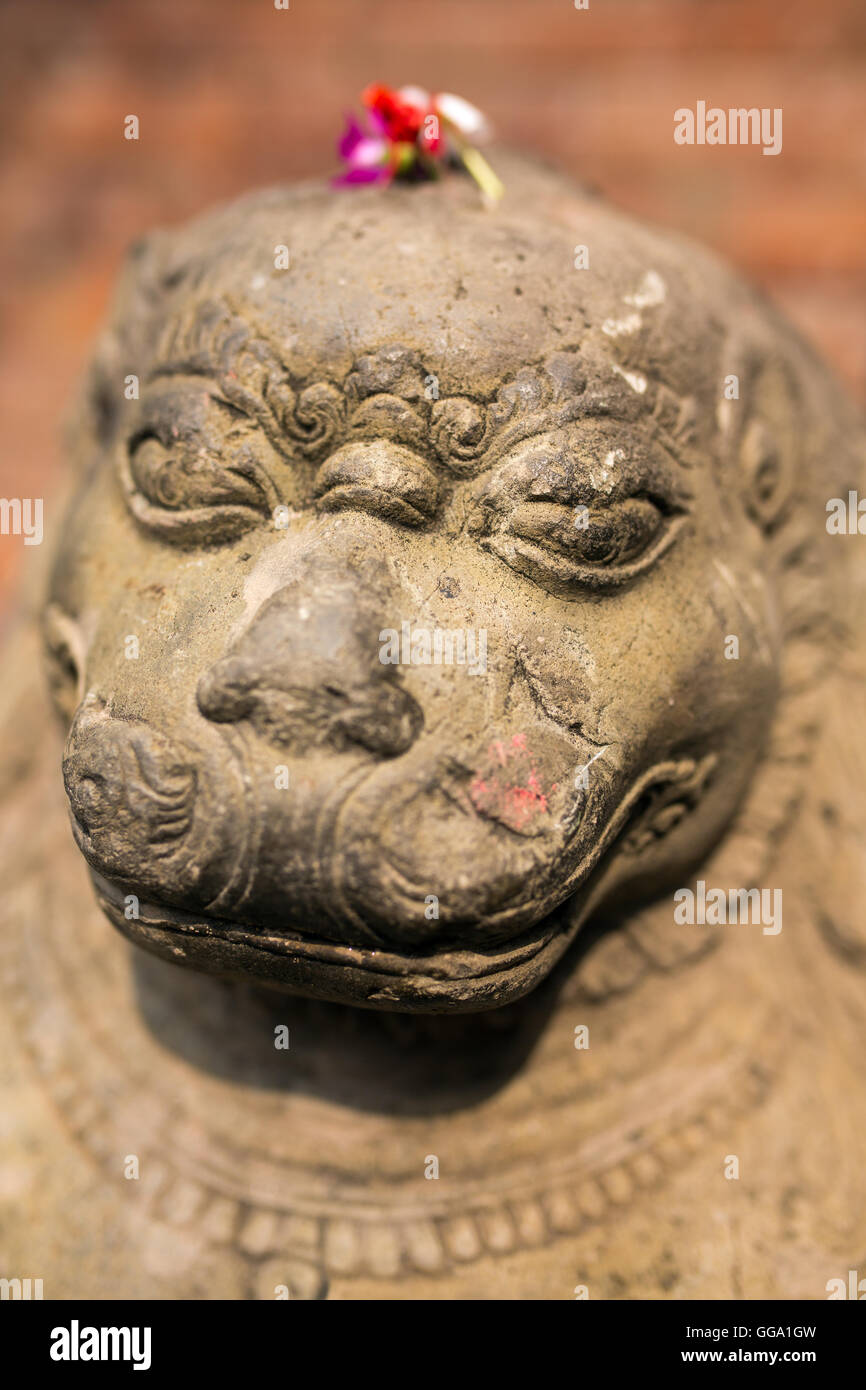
<box><xmin>196</xmin><ymin>568</ymin><xmax>424</xmax><ymax>758</ymax></box>
<box><xmin>63</xmin><ymin>712</ymin><xmax>197</xmax><ymax>866</ymax></box>
<box><xmin>196</xmin><ymin>652</ymin><xmax>422</xmax><ymax>758</ymax></box>
<box><xmin>61</xmin><ymin>700</ymin><xmax>235</xmax><ymax>913</ymax></box>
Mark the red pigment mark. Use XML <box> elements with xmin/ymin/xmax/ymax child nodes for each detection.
<box><xmin>469</xmin><ymin>732</ymin><xmax>550</xmax><ymax>832</ymax></box>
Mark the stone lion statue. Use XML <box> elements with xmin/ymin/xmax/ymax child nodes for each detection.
<box><xmin>1</xmin><ymin>152</ymin><xmax>864</xmax><ymax>1299</ymax></box>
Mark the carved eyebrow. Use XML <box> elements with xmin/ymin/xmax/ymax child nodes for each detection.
<box><xmin>314</xmin><ymin>442</ymin><xmax>441</xmax><ymax>525</ymax></box>
<box><xmin>346</xmin><ymin>393</ymin><xmax>430</xmax><ymax>452</ymax></box>
<box><xmin>477</xmin><ymin>428</ymin><xmax>695</xmax><ymax>510</ymax></box>
<box><xmin>129</xmin><ymin>377</ymin><xmax>264</xmax><ymax>450</ymax></box>
<box><xmin>136</xmin><ymin>370</ymin><xmax>239</xmax><ymax>406</ymax></box>
<box><xmin>136</xmin><ymin>362</ymin><xmax>344</xmax><ymax>467</ymax></box>
<box><xmin>145</xmin><ymin>360</ymin><xmax>220</xmax><ymax>381</ymax></box>
<box><xmin>140</xmin><ymin>366</ymin><xmax>260</xmax><ymax>417</ymax></box>
<box><xmin>137</xmin><ymin>323</ymin><xmax>703</xmax><ymax>505</ymax></box>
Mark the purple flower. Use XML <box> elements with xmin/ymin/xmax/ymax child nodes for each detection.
<box><xmin>333</xmin><ymin>110</ymin><xmax>391</xmax><ymax>186</ymax></box>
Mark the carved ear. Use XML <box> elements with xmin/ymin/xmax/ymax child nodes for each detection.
<box><xmin>719</xmin><ymin>339</ymin><xmax>803</xmax><ymax>531</ymax></box>
<box><xmin>42</xmin><ymin>603</ymin><xmax>86</xmax><ymax>728</ymax></box>
<box><xmin>619</xmin><ymin>754</ymin><xmax>718</xmax><ymax>857</ymax></box>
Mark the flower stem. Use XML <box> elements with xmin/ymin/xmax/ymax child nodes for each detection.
<box><xmin>460</xmin><ymin>146</ymin><xmax>504</xmax><ymax>205</ymax></box>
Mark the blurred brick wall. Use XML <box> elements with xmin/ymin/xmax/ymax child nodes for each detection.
<box><xmin>1</xmin><ymin>0</ymin><xmax>864</xmax><ymax>616</ymax></box>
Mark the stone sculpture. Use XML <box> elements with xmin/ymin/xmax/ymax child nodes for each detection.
<box><xmin>2</xmin><ymin>151</ymin><xmax>864</xmax><ymax>1299</ymax></box>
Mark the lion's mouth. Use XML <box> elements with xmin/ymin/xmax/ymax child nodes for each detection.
<box><xmin>90</xmin><ymin>867</ymin><xmax>582</xmax><ymax>1011</ymax></box>
<box><xmin>86</xmin><ymin>757</ymin><xmax>673</xmax><ymax>1011</ymax></box>
<box><xmin>71</xmin><ymin>701</ymin><xmax>715</xmax><ymax>1011</ymax></box>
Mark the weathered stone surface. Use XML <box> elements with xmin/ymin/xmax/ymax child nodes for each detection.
<box><xmin>1</xmin><ymin>151</ymin><xmax>865</xmax><ymax>1299</ymax></box>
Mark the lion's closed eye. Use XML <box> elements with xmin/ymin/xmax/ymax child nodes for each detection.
<box><xmin>480</xmin><ymin>494</ymin><xmax>687</xmax><ymax>594</ymax></box>
<box><xmin>470</xmin><ymin>428</ymin><xmax>690</xmax><ymax>594</ymax></box>
<box><xmin>120</xmin><ymin>384</ymin><xmax>279</xmax><ymax>544</ymax></box>
<box><xmin>511</xmin><ymin>497</ymin><xmax>664</xmax><ymax>564</ymax></box>
<box><xmin>129</xmin><ymin>433</ymin><xmax>270</xmax><ymax>513</ymax></box>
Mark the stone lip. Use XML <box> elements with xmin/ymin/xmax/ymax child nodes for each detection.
<box><xmin>92</xmin><ymin>869</ymin><xmax>578</xmax><ymax>1013</ymax></box>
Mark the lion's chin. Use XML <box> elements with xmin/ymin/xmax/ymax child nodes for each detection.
<box><xmin>89</xmin><ymin>868</ymin><xmax>586</xmax><ymax>1012</ymax></box>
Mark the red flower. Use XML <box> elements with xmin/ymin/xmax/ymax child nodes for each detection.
<box><xmin>361</xmin><ymin>84</ymin><xmax>428</xmax><ymax>143</ymax></box>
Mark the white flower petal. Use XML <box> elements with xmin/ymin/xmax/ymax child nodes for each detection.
<box><xmin>397</xmin><ymin>85</ymin><xmax>431</xmax><ymax>110</ymax></box>
<box><xmin>435</xmin><ymin>92</ymin><xmax>490</xmax><ymax>140</ymax></box>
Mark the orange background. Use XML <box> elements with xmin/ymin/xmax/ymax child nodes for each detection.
<box><xmin>1</xmin><ymin>0</ymin><xmax>864</xmax><ymax>621</ymax></box>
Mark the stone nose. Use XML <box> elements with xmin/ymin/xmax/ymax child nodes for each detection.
<box><xmin>196</xmin><ymin>569</ymin><xmax>424</xmax><ymax>758</ymax></box>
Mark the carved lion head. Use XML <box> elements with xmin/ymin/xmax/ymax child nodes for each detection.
<box><xmin>44</xmin><ymin>153</ymin><xmax>859</xmax><ymax>1010</ymax></box>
